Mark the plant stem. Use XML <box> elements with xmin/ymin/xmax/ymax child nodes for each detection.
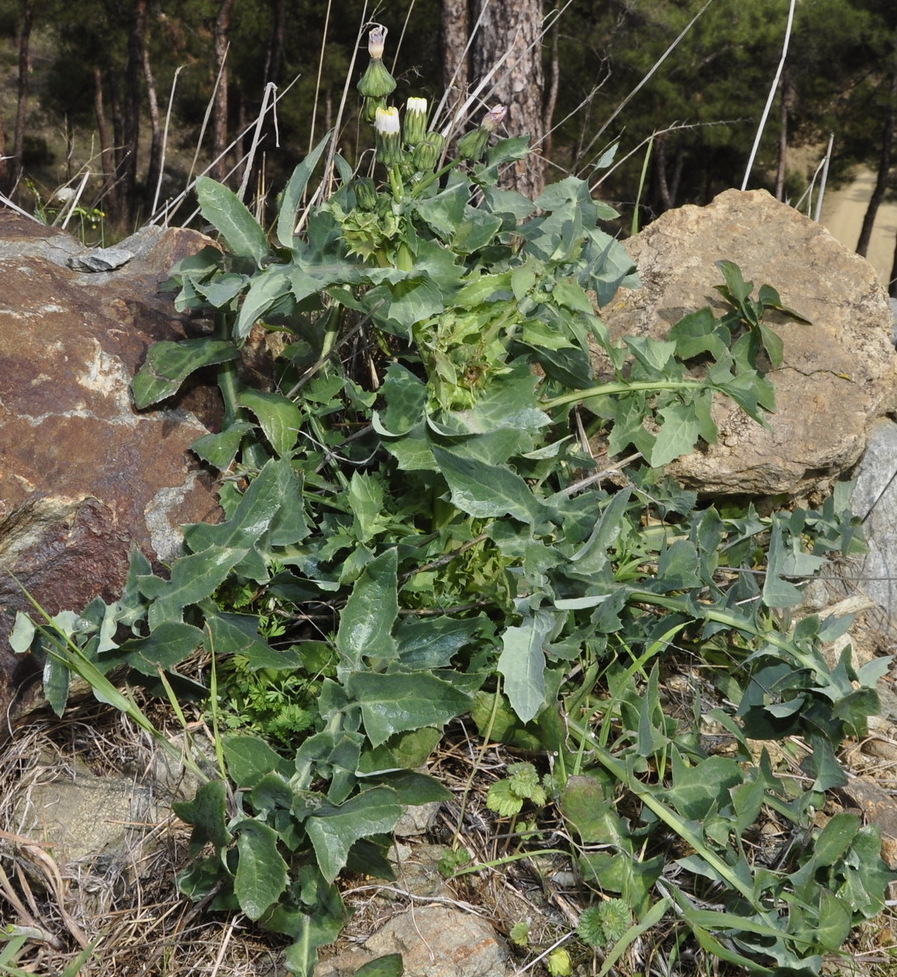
<box><xmin>543</xmin><ymin>378</ymin><xmax>705</xmax><ymax>411</ymax></box>
<box><xmin>215</xmin><ymin>310</ymin><xmax>243</xmax><ymax>428</ymax></box>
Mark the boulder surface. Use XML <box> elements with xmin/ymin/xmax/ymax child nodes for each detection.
<box><xmin>599</xmin><ymin>188</ymin><xmax>897</xmax><ymax>498</ymax></box>
<box><xmin>0</xmin><ymin>213</ymin><xmax>221</xmax><ymax>720</ymax></box>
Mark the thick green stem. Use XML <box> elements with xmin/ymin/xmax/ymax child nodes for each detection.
<box><xmin>215</xmin><ymin>311</ymin><xmax>243</xmax><ymax>428</ymax></box>
<box><xmin>542</xmin><ymin>378</ymin><xmax>708</xmax><ymax>412</ymax></box>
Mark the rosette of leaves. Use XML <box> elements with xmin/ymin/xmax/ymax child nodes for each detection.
<box><xmin>486</xmin><ymin>761</ymin><xmax>549</xmax><ymax>817</ymax></box>
<box><xmin>578</xmin><ymin>899</ymin><xmax>632</xmax><ymax>948</ymax></box>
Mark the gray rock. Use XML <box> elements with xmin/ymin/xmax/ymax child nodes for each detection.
<box><xmin>848</xmin><ymin>419</ymin><xmax>897</xmax><ymax>626</ymax></box>
<box><xmin>12</xmin><ymin>755</ymin><xmax>160</xmax><ymax>901</ymax></box>
<box><xmin>599</xmin><ymin>188</ymin><xmax>897</xmax><ymax>498</ymax></box>
<box><xmin>364</xmin><ymin>905</ymin><xmax>510</xmax><ymax>977</ymax></box>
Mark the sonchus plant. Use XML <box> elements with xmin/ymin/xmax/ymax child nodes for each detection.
<box><xmin>14</xmin><ymin>21</ymin><xmax>894</xmax><ymax>977</ymax></box>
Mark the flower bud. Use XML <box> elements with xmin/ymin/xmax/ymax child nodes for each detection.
<box><xmin>403</xmin><ymin>97</ymin><xmax>428</xmax><ymax>147</ymax></box>
<box><xmin>354</xmin><ymin>177</ymin><xmax>378</xmax><ymax>210</ymax></box>
<box><xmin>374</xmin><ymin>105</ymin><xmax>403</xmax><ymax>166</ymax></box>
<box><xmin>457</xmin><ymin>105</ymin><xmax>507</xmax><ymax>160</ymax></box>
<box><xmin>482</xmin><ymin>104</ymin><xmax>508</xmax><ymax>132</ymax></box>
<box><xmin>357</xmin><ymin>28</ymin><xmax>396</xmax><ymax>100</ymax></box>
<box><xmin>412</xmin><ymin>130</ymin><xmax>444</xmax><ymax>171</ymax></box>
<box><xmin>457</xmin><ymin>127</ymin><xmax>489</xmax><ymax>161</ymax></box>
<box><xmin>362</xmin><ymin>96</ymin><xmax>386</xmax><ymax>124</ymax></box>
<box><xmin>357</xmin><ymin>58</ymin><xmax>396</xmax><ymax>100</ymax></box>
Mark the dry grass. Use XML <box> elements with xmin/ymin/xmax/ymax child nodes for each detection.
<box><xmin>0</xmin><ymin>703</ymin><xmax>289</xmax><ymax>977</ymax></box>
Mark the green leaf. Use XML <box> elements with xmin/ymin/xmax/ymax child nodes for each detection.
<box><xmin>139</xmin><ymin>546</ymin><xmax>249</xmax><ymax>627</ymax></box>
<box><xmin>132</xmin><ymin>339</ymin><xmax>238</xmax><ymax>409</ymax></box>
<box><xmin>237</xmin><ymin>388</ymin><xmax>302</xmax><ymax>457</ymax></box>
<box><xmin>762</xmin><ymin>523</ymin><xmax>805</xmax><ymax>609</ymax></box>
<box><xmin>715</xmin><ymin>259</ymin><xmax>753</xmax><ymax>307</ymax></box>
<box><xmin>560</xmin><ymin>776</ymin><xmax>626</xmax><ymax>846</ymax></box>
<box><xmin>497</xmin><ymin>611</ymin><xmax>554</xmax><ymax>722</ymax></box>
<box><xmin>431</xmin><ymin>446</ymin><xmax>549</xmax><ymax>526</ymax></box>
<box><xmin>9</xmin><ymin>612</ymin><xmax>36</xmax><ymax>654</ymax></box>
<box><xmin>234</xmin><ymin>819</ymin><xmax>289</xmax><ymax>920</ymax></box>
<box><xmin>663</xmin><ymin>752</ymin><xmax>744</xmax><ymax>821</ymax></box>
<box><xmin>352</xmin><ymin>954</ymin><xmax>404</xmax><ymax>977</ymax></box>
<box><xmin>114</xmin><ymin>621</ymin><xmax>204</xmax><ymax>675</ymax></box>
<box><xmin>394</xmin><ymin>616</ymin><xmax>484</xmax><ymax>668</ymax></box>
<box><xmin>375</xmin><ymin>364</ymin><xmax>427</xmax><ymax>436</ymax></box>
<box><xmin>223</xmin><ymin>733</ymin><xmax>293</xmax><ymax>787</ymax></box>
<box><xmin>196</xmin><ymin>176</ymin><xmax>269</xmax><ymax>266</ymax></box>
<box><xmin>205</xmin><ymin>611</ymin><xmax>303</xmax><ymax>669</ymax></box>
<box><xmin>235</xmin><ymin>266</ymin><xmax>293</xmax><ymax>342</ymax></box>
<box><xmin>374</xmin><ymin>771</ymin><xmax>451</xmax><ymax>806</ymax></box>
<box><xmin>348</xmin><ymin>670</ymin><xmax>473</xmax><ymax>747</ymax></box>
<box><xmin>184</xmin><ymin>458</ymin><xmax>302</xmax><ymax>557</ymax></box>
<box><xmin>336</xmin><ymin>549</ymin><xmax>398</xmax><ymax>668</ymax></box>
<box><xmin>649</xmin><ymin>401</ymin><xmax>701</xmax><ymax>466</ymax></box>
<box><xmin>172</xmin><ymin>779</ymin><xmax>232</xmax><ymax>852</ymax></box>
<box><xmin>814</xmin><ymin>888</ymin><xmax>853</xmax><ymax>951</ymax></box>
<box><xmin>42</xmin><ymin>654</ymin><xmax>70</xmax><ymax>717</ymax></box>
<box><xmin>357</xmin><ymin>728</ymin><xmax>443</xmax><ymax>775</ymax></box>
<box><xmin>305</xmin><ymin>786</ymin><xmax>403</xmax><ymax>882</ymax></box>
<box><xmin>812</xmin><ymin>812</ymin><xmax>860</xmax><ymax>868</ymax></box>
<box><xmin>191</xmin><ymin>421</ymin><xmax>255</xmax><ymax>469</ymax></box>
<box><xmin>348</xmin><ymin>472</ymin><xmax>388</xmax><ymax>543</ymax></box>
<box><xmin>486</xmin><ymin>779</ymin><xmax>524</xmax><ymax>817</ymax></box>
<box><xmin>277</xmin><ymin>132</ymin><xmax>331</xmax><ymax>248</ymax></box>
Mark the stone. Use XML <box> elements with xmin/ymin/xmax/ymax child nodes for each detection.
<box><xmin>13</xmin><ymin>755</ymin><xmax>158</xmax><ymax>881</ymax></box>
<box><xmin>599</xmin><ymin>188</ymin><xmax>897</xmax><ymax>498</ymax></box>
<box><xmin>363</xmin><ymin>905</ymin><xmax>510</xmax><ymax>977</ymax></box>
<box><xmin>318</xmin><ymin>906</ymin><xmax>511</xmax><ymax>977</ymax></box>
<box><xmin>316</xmin><ymin>843</ymin><xmax>512</xmax><ymax>977</ymax></box>
<box><xmin>0</xmin><ymin>213</ymin><xmax>222</xmax><ymax>724</ymax></box>
<box><xmin>847</xmin><ymin>419</ymin><xmax>897</xmax><ymax>627</ymax></box>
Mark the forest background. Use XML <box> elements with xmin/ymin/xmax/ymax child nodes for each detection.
<box><xmin>1</xmin><ymin>0</ymin><xmax>897</xmax><ymax>285</ymax></box>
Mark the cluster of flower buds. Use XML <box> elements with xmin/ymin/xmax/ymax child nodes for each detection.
<box><xmin>360</xmin><ymin>25</ymin><xmax>505</xmax><ymax>177</ymax></box>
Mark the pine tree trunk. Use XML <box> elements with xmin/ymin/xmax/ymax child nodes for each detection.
<box><xmin>264</xmin><ymin>0</ymin><xmax>287</xmax><ymax>85</ymax></box>
<box><xmin>93</xmin><ymin>67</ymin><xmax>116</xmax><ymax>206</ymax></box>
<box><xmin>143</xmin><ymin>45</ymin><xmax>162</xmax><ymax>216</ymax></box>
<box><xmin>441</xmin><ymin>0</ymin><xmax>547</xmax><ymax>198</ymax></box>
<box><xmin>857</xmin><ymin>69</ymin><xmax>897</xmax><ymax>258</ymax></box>
<box><xmin>472</xmin><ymin>0</ymin><xmax>546</xmax><ymax>197</ymax></box>
<box><xmin>441</xmin><ymin>0</ymin><xmax>471</xmax><ymax>111</ymax></box>
<box><xmin>212</xmin><ymin>0</ymin><xmax>235</xmax><ymax>182</ymax></box>
<box><xmin>0</xmin><ymin>99</ymin><xmax>9</xmax><ymax>194</ymax></box>
<box><xmin>775</xmin><ymin>74</ymin><xmax>792</xmax><ymax>201</ymax></box>
<box><xmin>12</xmin><ymin>0</ymin><xmax>34</xmax><ymax>190</ymax></box>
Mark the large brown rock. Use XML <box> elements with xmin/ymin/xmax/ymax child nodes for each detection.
<box><xmin>0</xmin><ymin>212</ymin><xmax>221</xmax><ymax>717</ymax></box>
<box><xmin>599</xmin><ymin>188</ymin><xmax>897</xmax><ymax>498</ymax></box>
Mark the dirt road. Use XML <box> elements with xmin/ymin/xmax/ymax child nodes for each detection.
<box><xmin>818</xmin><ymin>166</ymin><xmax>897</xmax><ymax>291</ymax></box>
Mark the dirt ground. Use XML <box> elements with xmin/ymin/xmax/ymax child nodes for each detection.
<box><xmin>819</xmin><ymin>166</ymin><xmax>897</xmax><ymax>292</ymax></box>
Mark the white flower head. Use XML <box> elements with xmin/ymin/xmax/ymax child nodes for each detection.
<box><xmin>374</xmin><ymin>105</ymin><xmax>401</xmax><ymax>135</ymax></box>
